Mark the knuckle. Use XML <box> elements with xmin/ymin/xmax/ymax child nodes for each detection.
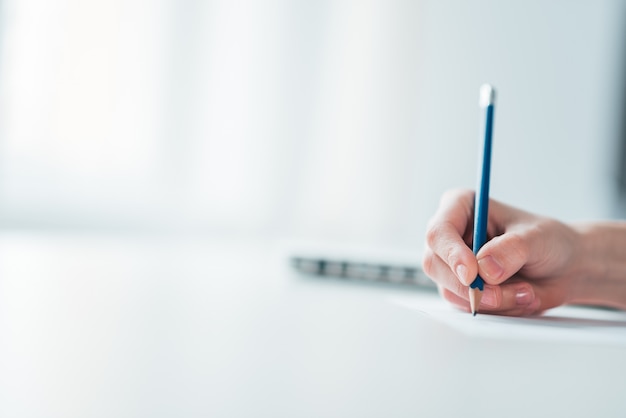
<box><xmin>426</xmin><ymin>222</ymin><xmax>462</xmax><ymax>268</ymax></box>
<box><xmin>425</xmin><ymin>222</ymin><xmax>445</xmax><ymax>248</ymax></box>
<box><xmin>441</xmin><ymin>188</ymin><xmax>473</xmax><ymax>204</ymax></box>
<box><xmin>505</xmin><ymin>232</ymin><xmax>530</xmax><ymax>264</ymax></box>
<box><xmin>445</xmin><ymin>245</ymin><xmax>459</xmax><ymax>268</ymax></box>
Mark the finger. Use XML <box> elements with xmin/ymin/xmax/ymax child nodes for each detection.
<box><xmin>433</xmin><ymin>189</ymin><xmax>475</xmax><ymax>236</ymax></box>
<box><xmin>423</xmin><ymin>249</ymin><xmax>470</xmax><ymax>298</ymax></box>
<box><xmin>476</xmin><ymin>232</ymin><xmax>532</xmax><ymax>285</ymax></box>
<box><xmin>446</xmin><ymin>270</ymin><xmax>561</xmax><ymax>317</ymax></box>
<box><xmin>443</xmin><ymin>286</ymin><xmax>540</xmax><ymax>317</ymax></box>
<box><xmin>425</xmin><ymin>189</ymin><xmax>477</xmax><ymax>285</ymax></box>
<box><xmin>424</xmin><ymin>249</ymin><xmax>499</xmax><ymax>309</ymax></box>
<box><xmin>484</xmin><ymin>280</ymin><xmax>537</xmax><ymax>316</ymax></box>
<box><xmin>439</xmin><ymin>273</ymin><xmax>538</xmax><ymax>316</ymax></box>
<box><xmin>480</xmin><ymin>280</ymin><xmax>546</xmax><ymax>316</ymax></box>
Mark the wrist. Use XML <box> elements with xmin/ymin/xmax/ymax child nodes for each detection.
<box><xmin>569</xmin><ymin>221</ymin><xmax>626</xmax><ymax>309</ymax></box>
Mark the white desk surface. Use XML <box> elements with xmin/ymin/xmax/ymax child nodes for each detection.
<box><xmin>0</xmin><ymin>232</ymin><xmax>624</xmax><ymax>418</ymax></box>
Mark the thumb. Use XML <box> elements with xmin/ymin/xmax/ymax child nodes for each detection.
<box><xmin>476</xmin><ymin>232</ymin><xmax>531</xmax><ymax>285</ymax></box>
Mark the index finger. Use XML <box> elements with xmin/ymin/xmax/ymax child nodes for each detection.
<box><xmin>425</xmin><ymin>189</ymin><xmax>478</xmax><ymax>286</ymax></box>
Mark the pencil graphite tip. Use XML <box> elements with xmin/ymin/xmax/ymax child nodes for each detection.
<box><xmin>479</xmin><ymin>84</ymin><xmax>496</xmax><ymax>107</ymax></box>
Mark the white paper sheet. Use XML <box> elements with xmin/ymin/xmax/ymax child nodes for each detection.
<box><xmin>391</xmin><ymin>295</ymin><xmax>626</xmax><ymax>346</ymax></box>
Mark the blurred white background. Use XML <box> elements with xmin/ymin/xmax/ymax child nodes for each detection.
<box><xmin>0</xmin><ymin>0</ymin><xmax>624</xmax><ymax>250</ymax></box>
<box><xmin>2</xmin><ymin>4</ymin><xmax>626</xmax><ymax>417</ymax></box>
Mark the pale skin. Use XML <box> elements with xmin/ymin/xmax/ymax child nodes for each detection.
<box><xmin>423</xmin><ymin>189</ymin><xmax>626</xmax><ymax>316</ymax></box>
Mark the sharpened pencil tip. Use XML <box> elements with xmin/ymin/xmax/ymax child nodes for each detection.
<box><xmin>468</xmin><ymin>287</ymin><xmax>483</xmax><ymax>316</ymax></box>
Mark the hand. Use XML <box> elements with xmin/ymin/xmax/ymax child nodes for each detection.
<box><xmin>422</xmin><ymin>189</ymin><xmax>585</xmax><ymax>316</ymax></box>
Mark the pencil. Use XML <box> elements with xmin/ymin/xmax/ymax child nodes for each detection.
<box><xmin>469</xmin><ymin>84</ymin><xmax>496</xmax><ymax>316</ymax></box>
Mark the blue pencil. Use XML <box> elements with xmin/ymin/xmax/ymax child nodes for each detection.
<box><xmin>469</xmin><ymin>84</ymin><xmax>496</xmax><ymax>316</ymax></box>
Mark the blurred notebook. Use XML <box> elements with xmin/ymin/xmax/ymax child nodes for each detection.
<box><xmin>286</xmin><ymin>240</ymin><xmax>435</xmax><ymax>290</ymax></box>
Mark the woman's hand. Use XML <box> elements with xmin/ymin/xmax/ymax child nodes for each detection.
<box><xmin>422</xmin><ymin>189</ymin><xmax>587</xmax><ymax>316</ymax></box>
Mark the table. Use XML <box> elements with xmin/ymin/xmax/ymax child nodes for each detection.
<box><xmin>0</xmin><ymin>232</ymin><xmax>624</xmax><ymax>417</ymax></box>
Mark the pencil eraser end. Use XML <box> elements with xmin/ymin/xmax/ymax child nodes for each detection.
<box><xmin>479</xmin><ymin>84</ymin><xmax>496</xmax><ymax>107</ymax></box>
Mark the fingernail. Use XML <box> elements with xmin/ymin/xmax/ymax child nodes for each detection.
<box><xmin>477</xmin><ymin>255</ymin><xmax>504</xmax><ymax>281</ymax></box>
<box><xmin>515</xmin><ymin>285</ymin><xmax>534</xmax><ymax>306</ymax></box>
<box><xmin>481</xmin><ymin>287</ymin><xmax>498</xmax><ymax>308</ymax></box>
<box><xmin>455</xmin><ymin>264</ymin><xmax>469</xmax><ymax>284</ymax></box>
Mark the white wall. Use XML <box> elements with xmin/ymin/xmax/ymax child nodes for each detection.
<box><xmin>406</xmin><ymin>0</ymin><xmax>626</xmax><ymax>247</ymax></box>
<box><xmin>289</xmin><ymin>0</ymin><xmax>626</xmax><ymax>249</ymax></box>
<box><xmin>0</xmin><ymin>0</ymin><xmax>624</xmax><ymax>251</ymax></box>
